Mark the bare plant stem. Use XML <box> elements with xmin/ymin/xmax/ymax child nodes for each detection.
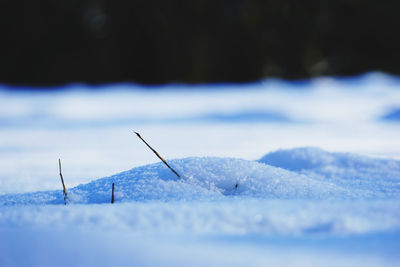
<box><xmin>58</xmin><ymin>159</ymin><xmax>68</xmax><ymax>205</ymax></box>
<box><xmin>111</xmin><ymin>183</ymin><xmax>115</xmax><ymax>204</ymax></box>
<box><xmin>134</xmin><ymin>131</ymin><xmax>181</xmax><ymax>178</ymax></box>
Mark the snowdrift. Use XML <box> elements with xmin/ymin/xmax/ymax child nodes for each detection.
<box><xmin>1</xmin><ymin>148</ymin><xmax>399</xmax><ymax>205</ymax></box>
<box><xmin>259</xmin><ymin>147</ymin><xmax>400</xmax><ymax>198</ymax></box>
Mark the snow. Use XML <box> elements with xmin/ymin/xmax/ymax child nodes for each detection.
<box><xmin>2</xmin><ymin>151</ymin><xmax>399</xmax><ymax>206</ymax></box>
<box><xmin>1</xmin><ymin>227</ymin><xmax>398</xmax><ymax>267</ymax></box>
<box><xmin>382</xmin><ymin>108</ymin><xmax>400</xmax><ymax>121</ymax></box>
<box><xmin>1</xmin><ymin>72</ymin><xmax>400</xmax><ymax>266</ymax></box>
<box><xmin>259</xmin><ymin>147</ymin><xmax>400</xmax><ymax>198</ymax></box>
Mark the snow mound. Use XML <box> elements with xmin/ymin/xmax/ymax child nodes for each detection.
<box><xmin>1</xmin><ymin>157</ymin><xmax>354</xmax><ymax>205</ymax></box>
<box><xmin>2</xmin><ymin>151</ymin><xmax>399</xmax><ymax>205</ymax></box>
<box><xmin>259</xmin><ymin>147</ymin><xmax>400</xmax><ymax>198</ymax></box>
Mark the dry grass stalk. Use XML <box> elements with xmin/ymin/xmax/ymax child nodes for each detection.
<box><xmin>58</xmin><ymin>158</ymin><xmax>68</xmax><ymax>205</ymax></box>
<box><xmin>134</xmin><ymin>131</ymin><xmax>181</xmax><ymax>178</ymax></box>
<box><xmin>111</xmin><ymin>183</ymin><xmax>115</xmax><ymax>204</ymax></box>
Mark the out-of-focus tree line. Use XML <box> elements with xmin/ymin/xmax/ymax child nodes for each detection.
<box><xmin>0</xmin><ymin>0</ymin><xmax>398</xmax><ymax>86</ymax></box>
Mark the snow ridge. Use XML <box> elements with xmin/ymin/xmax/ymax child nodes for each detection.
<box><xmin>259</xmin><ymin>147</ymin><xmax>400</xmax><ymax>198</ymax></box>
<box><xmin>1</xmin><ymin>148</ymin><xmax>399</xmax><ymax>205</ymax></box>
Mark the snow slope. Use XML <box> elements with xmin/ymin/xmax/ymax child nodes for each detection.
<box><xmin>259</xmin><ymin>147</ymin><xmax>400</xmax><ymax>198</ymax></box>
<box><xmin>0</xmin><ymin>149</ymin><xmax>398</xmax><ymax>233</ymax></box>
<box><xmin>0</xmin><ymin>148</ymin><xmax>400</xmax><ymax>266</ymax></box>
<box><xmin>2</xmin><ymin>148</ymin><xmax>399</xmax><ymax>206</ymax></box>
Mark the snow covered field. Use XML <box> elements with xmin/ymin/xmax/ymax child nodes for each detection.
<box><xmin>1</xmin><ymin>73</ymin><xmax>400</xmax><ymax>266</ymax></box>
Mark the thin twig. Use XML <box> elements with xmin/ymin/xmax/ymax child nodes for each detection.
<box><xmin>111</xmin><ymin>183</ymin><xmax>115</xmax><ymax>204</ymax></box>
<box><xmin>59</xmin><ymin>158</ymin><xmax>68</xmax><ymax>205</ymax></box>
<box><xmin>133</xmin><ymin>131</ymin><xmax>181</xmax><ymax>178</ymax></box>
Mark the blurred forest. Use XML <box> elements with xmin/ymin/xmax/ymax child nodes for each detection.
<box><xmin>0</xmin><ymin>0</ymin><xmax>398</xmax><ymax>86</ymax></box>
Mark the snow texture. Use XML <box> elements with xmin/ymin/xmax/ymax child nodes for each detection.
<box><xmin>3</xmin><ymin>149</ymin><xmax>399</xmax><ymax>206</ymax></box>
<box><xmin>0</xmin><ymin>149</ymin><xmax>399</xmax><ymax>266</ymax></box>
<box><xmin>259</xmin><ymin>147</ymin><xmax>400</xmax><ymax>198</ymax></box>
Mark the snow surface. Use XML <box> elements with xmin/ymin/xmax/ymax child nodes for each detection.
<box><xmin>2</xmin><ymin>151</ymin><xmax>399</xmax><ymax>206</ymax></box>
<box><xmin>1</xmin><ymin>73</ymin><xmax>400</xmax><ymax>266</ymax></box>
<box><xmin>382</xmin><ymin>108</ymin><xmax>400</xmax><ymax>121</ymax></box>
<box><xmin>259</xmin><ymin>147</ymin><xmax>400</xmax><ymax>198</ymax></box>
<box><xmin>1</xmin><ymin>151</ymin><xmax>399</xmax><ymax>266</ymax></box>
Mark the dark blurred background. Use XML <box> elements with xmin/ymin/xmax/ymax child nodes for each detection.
<box><xmin>0</xmin><ymin>0</ymin><xmax>398</xmax><ymax>86</ymax></box>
